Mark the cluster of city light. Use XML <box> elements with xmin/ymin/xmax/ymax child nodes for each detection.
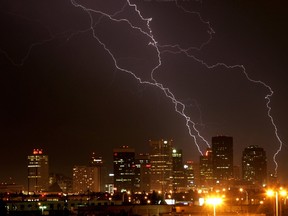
<box><xmin>266</xmin><ymin>188</ymin><xmax>287</xmax><ymax>197</ymax></box>
<box><xmin>206</xmin><ymin>197</ymin><xmax>223</xmax><ymax>216</ymax></box>
<box><xmin>266</xmin><ymin>187</ymin><xmax>287</xmax><ymax>216</ymax></box>
<box><xmin>206</xmin><ymin>197</ymin><xmax>222</xmax><ymax>205</ymax></box>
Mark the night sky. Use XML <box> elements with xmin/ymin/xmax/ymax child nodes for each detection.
<box><xmin>0</xmin><ymin>0</ymin><xmax>287</xmax><ymax>186</ymax></box>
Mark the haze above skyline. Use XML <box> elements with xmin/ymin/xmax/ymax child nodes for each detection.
<box><xmin>0</xmin><ymin>0</ymin><xmax>287</xmax><ymax>185</ymax></box>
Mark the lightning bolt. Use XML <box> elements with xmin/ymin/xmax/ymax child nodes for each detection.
<box><xmin>68</xmin><ymin>0</ymin><xmax>283</xmax><ymax>174</ymax></box>
<box><xmin>1</xmin><ymin>0</ymin><xmax>283</xmax><ymax>174</ymax></box>
<box><xmin>69</xmin><ymin>0</ymin><xmax>211</xmax><ymax>155</ymax></box>
<box><xmin>175</xmin><ymin>0</ymin><xmax>215</xmax><ymax>51</ymax></box>
<box><xmin>160</xmin><ymin>39</ymin><xmax>283</xmax><ymax>176</ymax></box>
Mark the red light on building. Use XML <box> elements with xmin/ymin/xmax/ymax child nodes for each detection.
<box><xmin>145</xmin><ymin>164</ymin><xmax>151</xmax><ymax>168</ymax></box>
<box><xmin>33</xmin><ymin>149</ymin><xmax>43</xmax><ymax>155</ymax></box>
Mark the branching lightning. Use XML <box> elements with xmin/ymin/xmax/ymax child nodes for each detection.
<box><xmin>175</xmin><ymin>0</ymin><xmax>215</xmax><ymax>51</ymax></box>
<box><xmin>1</xmin><ymin>0</ymin><xmax>283</xmax><ymax>174</ymax></box>
<box><xmin>160</xmin><ymin>40</ymin><xmax>283</xmax><ymax>176</ymax></box>
<box><xmin>69</xmin><ymin>0</ymin><xmax>210</xmax><ymax>155</ymax></box>
<box><xmin>68</xmin><ymin>0</ymin><xmax>283</xmax><ymax>174</ymax></box>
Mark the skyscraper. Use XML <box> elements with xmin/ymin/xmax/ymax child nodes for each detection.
<box><xmin>199</xmin><ymin>148</ymin><xmax>213</xmax><ymax>186</ymax></box>
<box><xmin>135</xmin><ymin>153</ymin><xmax>151</xmax><ymax>192</ymax></box>
<box><xmin>72</xmin><ymin>166</ymin><xmax>90</xmax><ymax>193</ymax></box>
<box><xmin>172</xmin><ymin>148</ymin><xmax>186</xmax><ymax>192</ymax></box>
<box><xmin>149</xmin><ymin>139</ymin><xmax>173</xmax><ymax>192</ymax></box>
<box><xmin>212</xmin><ymin>136</ymin><xmax>233</xmax><ymax>182</ymax></box>
<box><xmin>90</xmin><ymin>152</ymin><xmax>102</xmax><ymax>192</ymax></box>
<box><xmin>72</xmin><ymin>153</ymin><xmax>103</xmax><ymax>193</ymax></box>
<box><xmin>242</xmin><ymin>145</ymin><xmax>267</xmax><ymax>185</ymax></box>
<box><xmin>113</xmin><ymin>146</ymin><xmax>135</xmax><ymax>192</ymax></box>
<box><xmin>184</xmin><ymin>160</ymin><xmax>197</xmax><ymax>189</ymax></box>
<box><xmin>27</xmin><ymin>149</ymin><xmax>49</xmax><ymax>193</ymax></box>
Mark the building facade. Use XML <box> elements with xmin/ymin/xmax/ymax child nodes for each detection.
<box><xmin>90</xmin><ymin>153</ymin><xmax>103</xmax><ymax>192</ymax></box>
<box><xmin>113</xmin><ymin>146</ymin><xmax>136</xmax><ymax>192</ymax></box>
<box><xmin>172</xmin><ymin>148</ymin><xmax>186</xmax><ymax>192</ymax></box>
<box><xmin>184</xmin><ymin>160</ymin><xmax>197</xmax><ymax>189</ymax></box>
<box><xmin>72</xmin><ymin>153</ymin><xmax>103</xmax><ymax>193</ymax></box>
<box><xmin>199</xmin><ymin>148</ymin><xmax>213</xmax><ymax>186</ymax></box>
<box><xmin>72</xmin><ymin>165</ymin><xmax>101</xmax><ymax>193</ymax></box>
<box><xmin>149</xmin><ymin>139</ymin><xmax>173</xmax><ymax>192</ymax></box>
<box><xmin>212</xmin><ymin>136</ymin><xmax>233</xmax><ymax>182</ymax></box>
<box><xmin>135</xmin><ymin>153</ymin><xmax>151</xmax><ymax>192</ymax></box>
<box><xmin>242</xmin><ymin>145</ymin><xmax>267</xmax><ymax>185</ymax></box>
<box><xmin>27</xmin><ymin>149</ymin><xmax>49</xmax><ymax>193</ymax></box>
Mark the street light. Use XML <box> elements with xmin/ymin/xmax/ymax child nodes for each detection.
<box><xmin>266</xmin><ymin>188</ymin><xmax>287</xmax><ymax>216</ymax></box>
<box><xmin>206</xmin><ymin>197</ymin><xmax>222</xmax><ymax>216</ymax></box>
<box><xmin>239</xmin><ymin>188</ymin><xmax>249</xmax><ymax>205</ymax></box>
<box><xmin>39</xmin><ymin>205</ymin><xmax>47</xmax><ymax>215</ymax></box>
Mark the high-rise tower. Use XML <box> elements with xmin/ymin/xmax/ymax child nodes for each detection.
<box><xmin>212</xmin><ymin>136</ymin><xmax>233</xmax><ymax>182</ymax></box>
<box><xmin>113</xmin><ymin>146</ymin><xmax>135</xmax><ymax>192</ymax></box>
<box><xmin>149</xmin><ymin>139</ymin><xmax>173</xmax><ymax>192</ymax></box>
<box><xmin>172</xmin><ymin>148</ymin><xmax>186</xmax><ymax>191</ymax></box>
<box><xmin>72</xmin><ymin>153</ymin><xmax>103</xmax><ymax>193</ymax></box>
<box><xmin>27</xmin><ymin>149</ymin><xmax>49</xmax><ymax>193</ymax></box>
<box><xmin>199</xmin><ymin>148</ymin><xmax>213</xmax><ymax>186</ymax></box>
<box><xmin>89</xmin><ymin>153</ymin><xmax>103</xmax><ymax>192</ymax></box>
<box><xmin>135</xmin><ymin>153</ymin><xmax>151</xmax><ymax>192</ymax></box>
<box><xmin>242</xmin><ymin>145</ymin><xmax>267</xmax><ymax>185</ymax></box>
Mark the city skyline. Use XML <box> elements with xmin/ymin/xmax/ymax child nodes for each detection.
<box><xmin>0</xmin><ymin>0</ymin><xmax>287</xmax><ymax>185</ymax></box>
<box><xmin>2</xmin><ymin>137</ymin><xmax>270</xmax><ymax>191</ymax></box>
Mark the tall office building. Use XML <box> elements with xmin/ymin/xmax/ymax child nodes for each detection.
<box><xmin>113</xmin><ymin>146</ymin><xmax>135</xmax><ymax>192</ymax></box>
<box><xmin>72</xmin><ymin>165</ymin><xmax>100</xmax><ymax>193</ymax></box>
<box><xmin>212</xmin><ymin>136</ymin><xmax>233</xmax><ymax>182</ymax></box>
<box><xmin>184</xmin><ymin>160</ymin><xmax>197</xmax><ymax>189</ymax></box>
<box><xmin>90</xmin><ymin>152</ymin><xmax>103</xmax><ymax>192</ymax></box>
<box><xmin>172</xmin><ymin>148</ymin><xmax>186</xmax><ymax>191</ymax></box>
<box><xmin>242</xmin><ymin>145</ymin><xmax>267</xmax><ymax>185</ymax></box>
<box><xmin>27</xmin><ymin>149</ymin><xmax>49</xmax><ymax>193</ymax></box>
<box><xmin>199</xmin><ymin>148</ymin><xmax>213</xmax><ymax>186</ymax></box>
<box><xmin>73</xmin><ymin>166</ymin><xmax>88</xmax><ymax>193</ymax></box>
<box><xmin>149</xmin><ymin>139</ymin><xmax>173</xmax><ymax>192</ymax></box>
<box><xmin>135</xmin><ymin>153</ymin><xmax>151</xmax><ymax>192</ymax></box>
<box><xmin>72</xmin><ymin>153</ymin><xmax>103</xmax><ymax>193</ymax></box>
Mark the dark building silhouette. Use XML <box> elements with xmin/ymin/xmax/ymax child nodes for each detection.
<box><xmin>135</xmin><ymin>153</ymin><xmax>151</xmax><ymax>192</ymax></box>
<box><xmin>184</xmin><ymin>160</ymin><xmax>198</xmax><ymax>188</ymax></box>
<box><xmin>49</xmin><ymin>173</ymin><xmax>72</xmax><ymax>193</ymax></box>
<box><xmin>172</xmin><ymin>148</ymin><xmax>186</xmax><ymax>192</ymax></box>
<box><xmin>233</xmin><ymin>165</ymin><xmax>241</xmax><ymax>180</ymax></box>
<box><xmin>113</xmin><ymin>146</ymin><xmax>135</xmax><ymax>192</ymax></box>
<box><xmin>212</xmin><ymin>136</ymin><xmax>233</xmax><ymax>182</ymax></box>
<box><xmin>200</xmin><ymin>148</ymin><xmax>213</xmax><ymax>186</ymax></box>
<box><xmin>90</xmin><ymin>153</ymin><xmax>103</xmax><ymax>192</ymax></box>
<box><xmin>149</xmin><ymin>139</ymin><xmax>173</xmax><ymax>192</ymax></box>
<box><xmin>242</xmin><ymin>145</ymin><xmax>267</xmax><ymax>185</ymax></box>
<box><xmin>27</xmin><ymin>149</ymin><xmax>49</xmax><ymax>193</ymax></box>
<box><xmin>72</xmin><ymin>153</ymin><xmax>103</xmax><ymax>193</ymax></box>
